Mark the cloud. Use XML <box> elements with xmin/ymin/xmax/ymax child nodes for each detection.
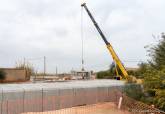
<box><xmin>0</xmin><ymin>0</ymin><xmax>165</xmax><ymax>73</ymax></box>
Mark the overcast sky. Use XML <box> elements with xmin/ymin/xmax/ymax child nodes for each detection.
<box><xmin>0</xmin><ymin>0</ymin><xmax>164</xmax><ymax>73</ymax></box>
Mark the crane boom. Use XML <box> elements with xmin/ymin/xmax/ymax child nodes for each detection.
<box><xmin>81</xmin><ymin>3</ymin><xmax>128</xmax><ymax>79</ymax></box>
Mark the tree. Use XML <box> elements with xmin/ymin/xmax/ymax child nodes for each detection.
<box><xmin>15</xmin><ymin>61</ymin><xmax>35</xmax><ymax>76</ymax></box>
<box><xmin>123</xmin><ymin>33</ymin><xmax>165</xmax><ymax>111</ymax></box>
<box><xmin>143</xmin><ymin>67</ymin><xmax>165</xmax><ymax>110</ymax></box>
<box><xmin>96</xmin><ymin>62</ymin><xmax>118</xmax><ymax>79</ymax></box>
<box><xmin>0</xmin><ymin>70</ymin><xmax>6</xmax><ymax>81</ymax></box>
<box><xmin>142</xmin><ymin>33</ymin><xmax>165</xmax><ymax>111</ymax></box>
<box><xmin>136</xmin><ymin>62</ymin><xmax>149</xmax><ymax>79</ymax></box>
<box><xmin>148</xmin><ymin>33</ymin><xmax>165</xmax><ymax>70</ymax></box>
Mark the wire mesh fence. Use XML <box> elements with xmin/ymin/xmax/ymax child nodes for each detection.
<box><xmin>121</xmin><ymin>95</ymin><xmax>165</xmax><ymax>114</ymax></box>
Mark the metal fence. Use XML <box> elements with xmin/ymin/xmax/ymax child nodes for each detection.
<box><xmin>121</xmin><ymin>95</ymin><xmax>165</xmax><ymax>114</ymax></box>
<box><xmin>0</xmin><ymin>86</ymin><xmax>123</xmax><ymax>114</ymax></box>
<box><xmin>0</xmin><ymin>87</ymin><xmax>164</xmax><ymax>114</ymax></box>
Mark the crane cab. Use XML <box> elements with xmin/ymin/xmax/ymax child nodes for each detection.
<box><xmin>114</xmin><ymin>76</ymin><xmax>122</xmax><ymax>80</ymax></box>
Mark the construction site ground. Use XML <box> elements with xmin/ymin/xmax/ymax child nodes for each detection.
<box><xmin>23</xmin><ymin>102</ymin><xmax>131</xmax><ymax>114</ymax></box>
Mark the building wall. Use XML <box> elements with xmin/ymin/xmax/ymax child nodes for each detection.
<box><xmin>0</xmin><ymin>68</ymin><xmax>30</xmax><ymax>82</ymax></box>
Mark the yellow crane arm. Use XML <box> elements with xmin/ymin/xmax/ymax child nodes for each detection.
<box><xmin>81</xmin><ymin>3</ymin><xmax>128</xmax><ymax>79</ymax></box>
<box><xmin>107</xmin><ymin>44</ymin><xmax>128</xmax><ymax>78</ymax></box>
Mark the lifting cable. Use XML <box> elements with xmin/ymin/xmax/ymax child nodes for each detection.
<box><xmin>81</xmin><ymin>7</ymin><xmax>85</xmax><ymax>71</ymax></box>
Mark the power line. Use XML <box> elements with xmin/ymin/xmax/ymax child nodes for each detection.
<box><xmin>122</xmin><ymin>60</ymin><xmax>145</xmax><ymax>63</ymax></box>
<box><xmin>83</xmin><ymin>59</ymin><xmax>146</xmax><ymax>69</ymax></box>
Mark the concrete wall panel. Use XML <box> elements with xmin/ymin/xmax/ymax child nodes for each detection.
<box><xmin>43</xmin><ymin>89</ymin><xmax>60</xmax><ymax>111</ymax></box>
<box><xmin>59</xmin><ymin>88</ymin><xmax>74</xmax><ymax>109</ymax></box>
<box><xmin>85</xmin><ymin>87</ymin><xmax>97</xmax><ymax>105</ymax></box>
<box><xmin>74</xmin><ymin>88</ymin><xmax>86</xmax><ymax>106</ymax></box>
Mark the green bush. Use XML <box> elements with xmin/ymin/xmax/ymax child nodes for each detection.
<box><xmin>146</xmin><ymin>89</ymin><xmax>156</xmax><ymax>97</ymax></box>
<box><xmin>96</xmin><ymin>71</ymin><xmax>114</xmax><ymax>79</ymax></box>
<box><xmin>123</xmin><ymin>84</ymin><xmax>144</xmax><ymax>100</ymax></box>
<box><xmin>96</xmin><ymin>62</ymin><xmax>121</xmax><ymax>79</ymax></box>
<box><xmin>154</xmin><ymin>90</ymin><xmax>165</xmax><ymax>110</ymax></box>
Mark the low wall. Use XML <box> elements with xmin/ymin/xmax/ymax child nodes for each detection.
<box><xmin>0</xmin><ymin>68</ymin><xmax>30</xmax><ymax>82</ymax></box>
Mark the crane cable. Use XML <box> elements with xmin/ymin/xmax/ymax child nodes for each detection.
<box><xmin>81</xmin><ymin>7</ymin><xmax>85</xmax><ymax>71</ymax></box>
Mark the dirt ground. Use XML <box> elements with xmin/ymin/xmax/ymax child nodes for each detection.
<box><xmin>23</xmin><ymin>102</ymin><xmax>131</xmax><ymax>114</ymax></box>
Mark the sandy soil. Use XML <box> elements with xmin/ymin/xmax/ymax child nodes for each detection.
<box><xmin>22</xmin><ymin>102</ymin><xmax>131</xmax><ymax>114</ymax></box>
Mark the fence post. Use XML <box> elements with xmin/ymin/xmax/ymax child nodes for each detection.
<box><xmin>7</xmin><ymin>100</ymin><xmax>8</xmax><ymax>114</ymax></box>
<box><xmin>1</xmin><ymin>89</ymin><xmax>3</xmax><ymax>114</ymax></box>
<box><xmin>42</xmin><ymin>88</ymin><xmax>44</xmax><ymax>112</ymax></box>
<box><xmin>23</xmin><ymin>89</ymin><xmax>25</xmax><ymax>113</ymax></box>
<box><xmin>73</xmin><ymin>88</ymin><xmax>76</xmax><ymax>107</ymax></box>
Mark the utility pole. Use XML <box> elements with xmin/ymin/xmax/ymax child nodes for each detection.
<box><xmin>56</xmin><ymin>67</ymin><xmax>58</xmax><ymax>76</ymax></box>
<box><xmin>44</xmin><ymin>56</ymin><xmax>46</xmax><ymax>79</ymax></box>
<box><xmin>23</xmin><ymin>58</ymin><xmax>26</xmax><ymax>67</ymax></box>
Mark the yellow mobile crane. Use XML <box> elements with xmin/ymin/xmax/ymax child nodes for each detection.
<box><xmin>81</xmin><ymin>3</ymin><xmax>128</xmax><ymax>80</ymax></box>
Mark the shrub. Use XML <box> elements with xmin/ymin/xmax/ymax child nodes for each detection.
<box><xmin>15</xmin><ymin>61</ymin><xmax>35</xmax><ymax>76</ymax></box>
<box><xmin>123</xmin><ymin>84</ymin><xmax>144</xmax><ymax>101</ymax></box>
<box><xmin>0</xmin><ymin>70</ymin><xmax>6</xmax><ymax>80</ymax></box>
<box><xmin>96</xmin><ymin>71</ymin><xmax>114</xmax><ymax>79</ymax></box>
